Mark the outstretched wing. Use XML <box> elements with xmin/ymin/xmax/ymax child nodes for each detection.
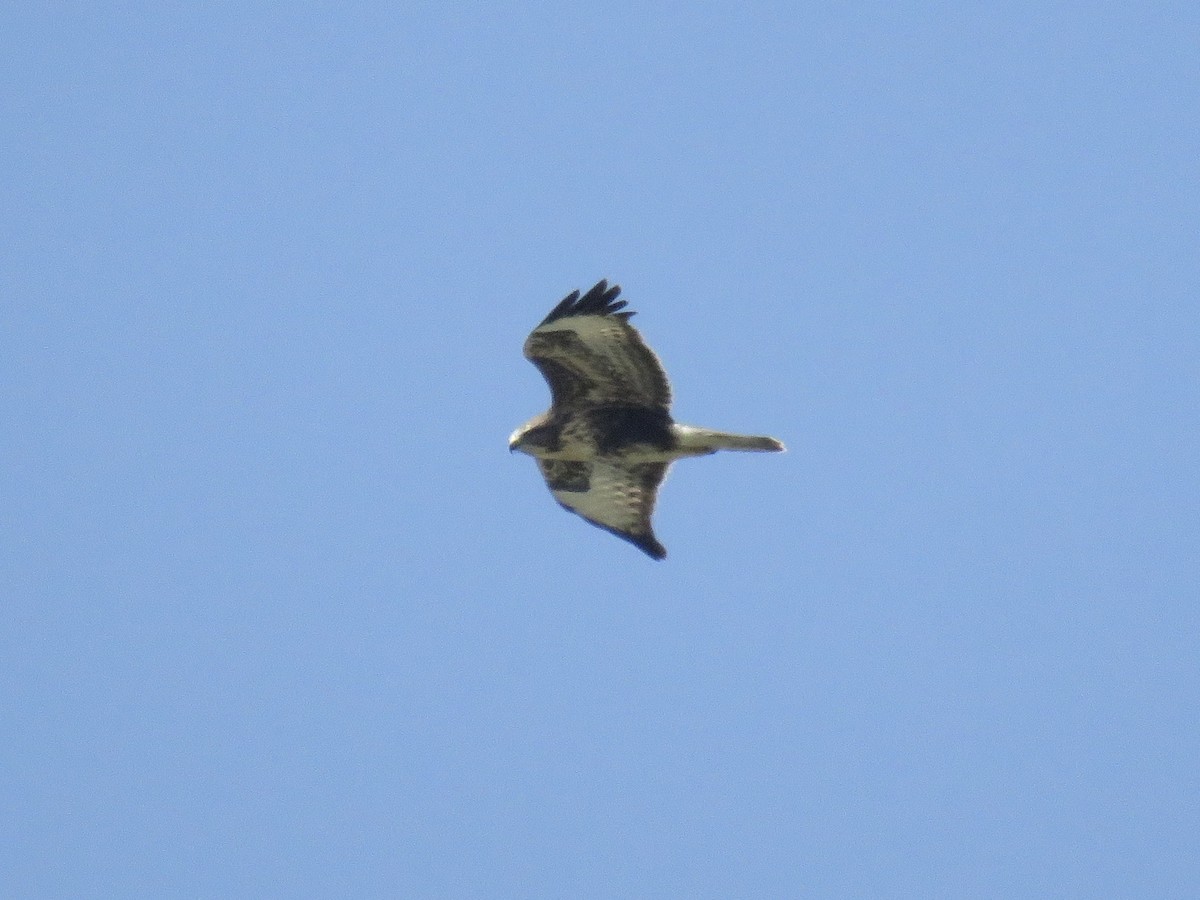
<box><xmin>537</xmin><ymin>458</ymin><xmax>669</xmax><ymax>560</ymax></box>
<box><xmin>524</xmin><ymin>280</ymin><xmax>671</xmax><ymax>410</ymax></box>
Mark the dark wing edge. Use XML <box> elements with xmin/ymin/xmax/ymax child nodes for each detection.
<box><xmin>585</xmin><ymin>519</ymin><xmax>667</xmax><ymax>560</ymax></box>
<box><xmin>538</xmin><ymin>280</ymin><xmax>634</xmax><ymax>327</ymax></box>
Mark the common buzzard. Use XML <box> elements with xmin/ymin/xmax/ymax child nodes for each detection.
<box><xmin>510</xmin><ymin>280</ymin><xmax>784</xmax><ymax>559</ymax></box>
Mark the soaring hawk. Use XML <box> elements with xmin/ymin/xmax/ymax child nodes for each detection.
<box><xmin>510</xmin><ymin>280</ymin><xmax>784</xmax><ymax>559</ymax></box>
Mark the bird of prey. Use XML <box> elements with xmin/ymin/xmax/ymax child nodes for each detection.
<box><xmin>509</xmin><ymin>280</ymin><xmax>784</xmax><ymax>559</ymax></box>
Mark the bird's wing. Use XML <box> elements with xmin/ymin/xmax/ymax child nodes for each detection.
<box><xmin>524</xmin><ymin>280</ymin><xmax>671</xmax><ymax>410</ymax></box>
<box><xmin>537</xmin><ymin>458</ymin><xmax>669</xmax><ymax>559</ymax></box>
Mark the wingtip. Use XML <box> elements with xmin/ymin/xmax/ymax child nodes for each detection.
<box><xmin>634</xmin><ymin>534</ymin><xmax>668</xmax><ymax>560</ymax></box>
<box><xmin>596</xmin><ymin>523</ymin><xmax>667</xmax><ymax>560</ymax></box>
<box><xmin>537</xmin><ymin>279</ymin><xmax>630</xmax><ymax>327</ymax></box>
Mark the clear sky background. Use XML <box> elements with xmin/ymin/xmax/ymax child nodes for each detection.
<box><xmin>3</xmin><ymin>3</ymin><xmax>1197</xmax><ymax>897</ymax></box>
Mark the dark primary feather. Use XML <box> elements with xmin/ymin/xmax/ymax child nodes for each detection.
<box><xmin>593</xmin><ymin>518</ymin><xmax>667</xmax><ymax>560</ymax></box>
<box><xmin>538</xmin><ymin>280</ymin><xmax>633</xmax><ymax>327</ymax></box>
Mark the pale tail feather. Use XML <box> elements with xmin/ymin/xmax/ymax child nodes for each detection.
<box><xmin>673</xmin><ymin>425</ymin><xmax>785</xmax><ymax>454</ymax></box>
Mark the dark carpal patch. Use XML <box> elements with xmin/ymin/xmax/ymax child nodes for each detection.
<box><xmin>588</xmin><ymin>406</ymin><xmax>675</xmax><ymax>454</ymax></box>
<box><xmin>540</xmin><ymin>460</ymin><xmax>590</xmax><ymax>493</ymax></box>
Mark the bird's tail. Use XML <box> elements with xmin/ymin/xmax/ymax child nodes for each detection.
<box><xmin>674</xmin><ymin>425</ymin><xmax>785</xmax><ymax>454</ymax></box>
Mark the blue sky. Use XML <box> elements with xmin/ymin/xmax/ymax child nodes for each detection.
<box><xmin>3</xmin><ymin>3</ymin><xmax>1197</xmax><ymax>896</ymax></box>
